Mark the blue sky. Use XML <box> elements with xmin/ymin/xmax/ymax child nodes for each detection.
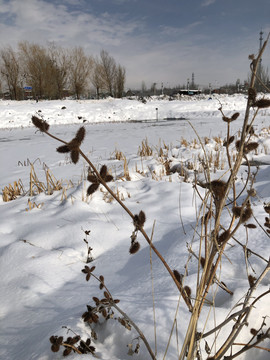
<box><xmin>0</xmin><ymin>0</ymin><xmax>270</xmax><ymax>89</ymax></box>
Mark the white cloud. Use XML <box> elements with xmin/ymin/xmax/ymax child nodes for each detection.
<box><xmin>201</xmin><ymin>0</ymin><xmax>216</xmax><ymax>6</ymax></box>
<box><xmin>0</xmin><ymin>0</ymin><xmax>143</xmax><ymax>51</ymax></box>
<box><xmin>160</xmin><ymin>21</ymin><xmax>203</xmax><ymax>37</ymax></box>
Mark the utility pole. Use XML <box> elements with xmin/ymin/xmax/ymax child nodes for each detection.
<box><xmin>258</xmin><ymin>30</ymin><xmax>263</xmax><ymax>82</ymax></box>
<box><xmin>191</xmin><ymin>72</ymin><xmax>195</xmax><ymax>88</ymax></box>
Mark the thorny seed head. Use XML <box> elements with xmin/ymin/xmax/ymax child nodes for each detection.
<box><xmin>248</xmin><ymin>274</ymin><xmax>256</xmax><ymax>287</ymax></box>
<box><xmin>232</xmin><ymin>206</ymin><xmax>242</xmax><ymax>218</ymax></box>
<box><xmin>254</xmin><ymin>98</ymin><xmax>270</xmax><ymax>109</ymax></box>
<box><xmin>173</xmin><ymin>269</ymin><xmax>183</xmax><ymax>284</ymax></box>
<box><xmin>200</xmin><ymin>257</ymin><xmax>206</xmax><ymax>268</ymax></box>
<box><xmin>232</xmin><ymin>204</ymin><xmax>252</xmax><ymax>223</ymax></box>
<box><xmin>217</xmin><ymin>230</ymin><xmax>230</xmax><ymax>244</ymax></box>
<box><xmin>222</xmin><ymin>112</ymin><xmax>240</xmax><ymax>123</ymax></box>
<box><xmin>247</xmin><ymin>188</ymin><xmax>256</xmax><ymax>197</ymax></box>
<box><xmin>223</xmin><ymin>135</ymin><xmax>235</xmax><ymax>147</ymax></box>
<box><xmin>75</xmin><ymin>126</ymin><xmax>86</xmax><ymax>143</ymax></box>
<box><xmin>133</xmin><ymin>210</ymin><xmax>146</xmax><ymax>228</ymax></box>
<box><xmin>184</xmin><ymin>285</ymin><xmax>191</xmax><ymax>297</ymax></box>
<box><xmin>244</xmin><ymin>223</ymin><xmax>257</xmax><ymax>229</ymax></box>
<box><xmin>201</xmin><ymin>210</ymin><xmax>213</xmax><ymax>225</ymax></box>
<box><xmin>247</xmin><ymin>124</ymin><xmax>255</xmax><ymax>135</ymax></box>
<box><xmin>56</xmin><ymin>126</ymin><xmax>86</xmax><ymax>164</ymax></box>
<box><xmin>99</xmin><ymin>165</ymin><xmax>113</xmax><ymax>182</ymax></box>
<box><xmin>32</xmin><ymin>115</ymin><xmax>50</xmax><ymax>132</ymax></box>
<box><xmin>241</xmin><ymin>205</ymin><xmax>252</xmax><ymax>223</ymax></box>
<box><xmin>209</xmin><ymin>180</ymin><xmax>227</xmax><ymax>200</ymax></box>
<box><xmin>244</xmin><ymin>142</ymin><xmax>259</xmax><ymax>154</ymax></box>
<box><xmin>250</xmin><ymin>328</ymin><xmax>259</xmax><ymax>336</ymax></box>
<box><xmin>129</xmin><ymin>241</ymin><xmax>140</xmax><ymax>254</ymax></box>
<box><xmin>264</xmin><ymin>203</ymin><xmax>270</xmax><ymax>214</ymax></box>
<box><xmin>231</xmin><ymin>112</ymin><xmax>240</xmax><ymax>121</ymax></box>
<box><xmin>87</xmin><ymin>183</ymin><xmax>100</xmax><ymax>195</ymax></box>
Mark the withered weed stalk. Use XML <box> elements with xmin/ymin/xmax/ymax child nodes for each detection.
<box><xmin>31</xmin><ymin>39</ymin><xmax>270</xmax><ymax>360</ymax></box>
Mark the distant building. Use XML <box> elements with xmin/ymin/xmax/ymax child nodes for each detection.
<box><xmin>173</xmin><ymin>89</ymin><xmax>202</xmax><ymax>96</ymax></box>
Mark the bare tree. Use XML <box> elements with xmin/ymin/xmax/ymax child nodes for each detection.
<box><xmin>0</xmin><ymin>46</ymin><xmax>21</xmax><ymax>100</ymax></box>
<box><xmin>91</xmin><ymin>57</ymin><xmax>105</xmax><ymax>99</ymax></box>
<box><xmin>114</xmin><ymin>64</ymin><xmax>126</xmax><ymax>98</ymax></box>
<box><xmin>47</xmin><ymin>43</ymin><xmax>71</xmax><ymax>99</ymax></box>
<box><xmin>18</xmin><ymin>41</ymin><xmax>57</xmax><ymax>99</ymax></box>
<box><xmin>68</xmin><ymin>47</ymin><xmax>93</xmax><ymax>99</ymax></box>
<box><xmin>99</xmin><ymin>49</ymin><xmax>117</xmax><ymax>97</ymax></box>
<box><xmin>141</xmin><ymin>80</ymin><xmax>147</xmax><ymax>96</ymax></box>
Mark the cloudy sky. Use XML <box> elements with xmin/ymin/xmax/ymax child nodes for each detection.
<box><xmin>0</xmin><ymin>0</ymin><xmax>270</xmax><ymax>89</ymax></box>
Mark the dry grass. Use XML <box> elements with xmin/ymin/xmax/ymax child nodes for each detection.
<box><xmin>2</xmin><ymin>163</ymin><xmax>73</xmax><ymax>202</ymax></box>
<box><xmin>2</xmin><ymin>179</ymin><xmax>25</xmax><ymax>202</ymax></box>
<box><xmin>138</xmin><ymin>138</ymin><xmax>153</xmax><ymax>157</ymax></box>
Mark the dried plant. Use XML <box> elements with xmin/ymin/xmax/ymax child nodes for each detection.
<box><xmin>31</xmin><ymin>36</ymin><xmax>270</xmax><ymax>360</ymax></box>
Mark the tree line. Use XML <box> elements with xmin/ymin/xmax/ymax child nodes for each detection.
<box><xmin>0</xmin><ymin>42</ymin><xmax>126</xmax><ymax>100</ymax></box>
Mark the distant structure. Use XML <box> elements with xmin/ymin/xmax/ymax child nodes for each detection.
<box><xmin>258</xmin><ymin>30</ymin><xmax>263</xmax><ymax>79</ymax></box>
<box><xmin>191</xmin><ymin>73</ymin><xmax>195</xmax><ymax>88</ymax></box>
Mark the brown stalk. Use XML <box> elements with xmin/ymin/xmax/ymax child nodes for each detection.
<box><xmin>180</xmin><ymin>34</ymin><xmax>270</xmax><ymax>360</ymax></box>
<box><xmin>89</xmin><ymin>272</ymin><xmax>156</xmax><ymax>360</ymax></box>
<box><xmin>39</xmin><ymin>127</ymin><xmax>193</xmax><ymax>312</ymax></box>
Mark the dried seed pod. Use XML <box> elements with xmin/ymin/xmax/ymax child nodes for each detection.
<box><xmin>248</xmin><ymin>274</ymin><xmax>256</xmax><ymax>287</ymax></box>
<box><xmin>244</xmin><ymin>223</ymin><xmax>257</xmax><ymax>229</ymax></box>
<box><xmin>57</xmin><ymin>145</ymin><xmax>70</xmax><ymax>153</ymax></box>
<box><xmin>223</xmin><ymin>135</ymin><xmax>235</xmax><ymax>147</ymax></box>
<box><xmin>51</xmin><ymin>344</ymin><xmax>60</xmax><ymax>352</ymax></box>
<box><xmin>235</xmin><ymin>139</ymin><xmax>241</xmax><ymax>151</ymax></box>
<box><xmin>222</xmin><ymin>116</ymin><xmax>231</xmax><ymax>123</ymax></box>
<box><xmin>184</xmin><ymin>285</ymin><xmax>191</xmax><ymax>297</ymax></box>
<box><xmin>254</xmin><ymin>98</ymin><xmax>270</xmax><ymax>108</ymax></box>
<box><xmin>247</xmin><ymin>188</ymin><xmax>256</xmax><ymax>197</ymax></box>
<box><xmin>241</xmin><ymin>205</ymin><xmax>252</xmax><ymax>223</ymax></box>
<box><xmin>68</xmin><ymin>138</ymin><xmax>80</xmax><ymax>150</ymax></box>
<box><xmin>87</xmin><ymin>174</ymin><xmax>98</xmax><ymax>183</ymax></box>
<box><xmin>32</xmin><ymin>115</ymin><xmax>50</xmax><ymax>132</ymax></box>
<box><xmin>100</xmin><ymin>165</ymin><xmax>108</xmax><ymax>179</ymax></box>
<box><xmin>209</xmin><ymin>180</ymin><xmax>227</xmax><ymax>200</ymax></box>
<box><xmin>244</xmin><ymin>142</ymin><xmax>259</xmax><ymax>153</ymax></box>
<box><xmin>247</xmin><ymin>125</ymin><xmax>255</xmax><ymax>135</ymax></box>
<box><xmin>232</xmin><ymin>206</ymin><xmax>242</xmax><ymax>218</ymax></box>
<box><xmin>200</xmin><ymin>257</ymin><xmax>205</xmax><ymax>268</ymax></box>
<box><xmin>201</xmin><ymin>210</ymin><xmax>213</xmax><ymax>224</ymax></box>
<box><xmin>63</xmin><ymin>347</ymin><xmax>72</xmax><ymax>356</ymax></box>
<box><xmin>87</xmin><ymin>183</ymin><xmax>99</xmax><ymax>195</ymax></box>
<box><xmin>129</xmin><ymin>241</ymin><xmax>140</xmax><ymax>254</ymax></box>
<box><xmin>75</xmin><ymin>126</ymin><xmax>86</xmax><ymax>143</ymax></box>
<box><xmin>231</xmin><ymin>112</ymin><xmax>240</xmax><ymax>121</ymax></box>
<box><xmin>173</xmin><ymin>270</ymin><xmax>182</xmax><ymax>284</ymax></box>
<box><xmin>92</xmin><ymin>297</ymin><xmax>100</xmax><ymax>305</ymax></box>
<box><xmin>71</xmin><ymin>149</ymin><xmax>80</xmax><ymax>164</ymax></box>
<box><xmin>91</xmin><ymin>313</ymin><xmax>99</xmax><ymax>323</ymax></box>
<box><xmin>104</xmin><ymin>174</ymin><xmax>113</xmax><ymax>182</ymax></box>
<box><xmin>217</xmin><ymin>230</ymin><xmax>230</xmax><ymax>244</ymax></box>
<box><xmin>133</xmin><ymin>210</ymin><xmax>146</xmax><ymax>228</ymax></box>
<box><xmin>264</xmin><ymin>204</ymin><xmax>270</xmax><ymax>214</ymax></box>
<box><xmin>138</xmin><ymin>210</ymin><xmax>146</xmax><ymax>226</ymax></box>
<box><xmin>250</xmin><ymin>328</ymin><xmax>258</xmax><ymax>336</ymax></box>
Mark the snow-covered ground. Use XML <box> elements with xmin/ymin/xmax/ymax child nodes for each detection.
<box><xmin>0</xmin><ymin>95</ymin><xmax>269</xmax><ymax>360</ymax></box>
